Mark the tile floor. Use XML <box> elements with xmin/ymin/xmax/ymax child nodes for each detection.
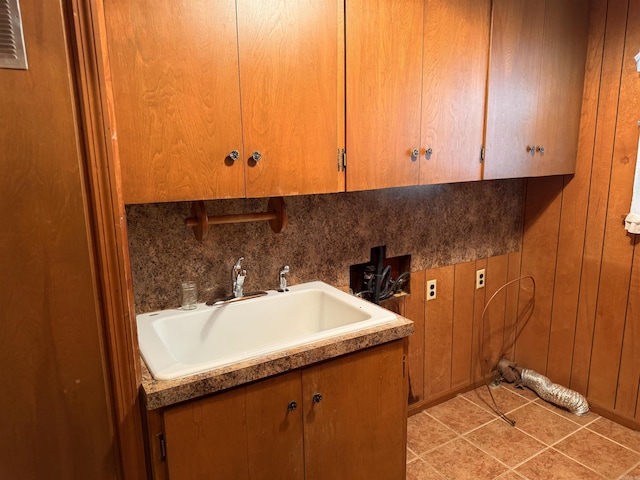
<box><xmin>407</xmin><ymin>383</ymin><xmax>640</xmax><ymax>479</ymax></box>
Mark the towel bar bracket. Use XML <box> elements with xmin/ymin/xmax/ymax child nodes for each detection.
<box><xmin>185</xmin><ymin>197</ymin><xmax>287</xmax><ymax>241</ymax></box>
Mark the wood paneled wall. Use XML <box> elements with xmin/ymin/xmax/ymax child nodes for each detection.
<box><xmin>516</xmin><ymin>0</ymin><xmax>640</xmax><ymax>429</ymax></box>
<box><xmin>404</xmin><ymin>253</ymin><xmax>524</xmax><ymax>413</ymax></box>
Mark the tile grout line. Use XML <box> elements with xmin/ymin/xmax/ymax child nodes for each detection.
<box><xmin>409</xmin><ymin>388</ymin><xmax>640</xmax><ymax>480</ymax></box>
<box><xmin>583</xmin><ymin>422</ymin><xmax>640</xmax><ymax>456</ymax></box>
<box><xmin>506</xmin><ymin>422</ymin><xmax>610</xmax><ymax>479</ymax></box>
<box><xmin>617</xmin><ymin>459</ymin><xmax>640</xmax><ymax>480</ymax></box>
<box><xmin>462</xmin><ymin>398</ymin><xmax>606</xmax><ymax>478</ymax></box>
<box><xmin>406</xmin><ymin>456</ymin><xmax>447</xmax><ymax>480</ymax></box>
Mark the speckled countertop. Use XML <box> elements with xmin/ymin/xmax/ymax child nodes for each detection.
<box><xmin>140</xmin><ymin>314</ymin><xmax>413</xmax><ymax>410</ymax></box>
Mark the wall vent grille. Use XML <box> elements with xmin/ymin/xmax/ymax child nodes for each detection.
<box><xmin>0</xmin><ymin>0</ymin><xmax>28</xmax><ymax>70</ymax></box>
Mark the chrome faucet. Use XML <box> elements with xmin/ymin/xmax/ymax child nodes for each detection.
<box><xmin>278</xmin><ymin>265</ymin><xmax>290</xmax><ymax>292</ymax></box>
<box><xmin>232</xmin><ymin>257</ymin><xmax>246</xmax><ymax>298</ymax></box>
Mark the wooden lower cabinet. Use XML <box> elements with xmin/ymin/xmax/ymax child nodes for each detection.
<box><xmin>152</xmin><ymin>341</ymin><xmax>407</xmax><ymax>479</ymax></box>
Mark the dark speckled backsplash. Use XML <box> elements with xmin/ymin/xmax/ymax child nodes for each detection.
<box><xmin>127</xmin><ymin>180</ymin><xmax>524</xmax><ymax>313</ymax></box>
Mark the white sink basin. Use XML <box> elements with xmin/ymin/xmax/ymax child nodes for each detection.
<box><xmin>137</xmin><ymin>281</ymin><xmax>397</xmax><ymax>380</ymax></box>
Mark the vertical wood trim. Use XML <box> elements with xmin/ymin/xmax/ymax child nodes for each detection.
<box><xmin>405</xmin><ymin>272</ymin><xmax>426</xmax><ymax>404</ymax></box>
<box><xmin>424</xmin><ymin>265</ymin><xmax>454</xmax><ymax>397</ymax></box>
<box><xmin>516</xmin><ymin>176</ymin><xmax>563</xmax><ymax>374</ymax></box>
<box><xmin>471</xmin><ymin>258</ymin><xmax>487</xmax><ymax>381</ymax></box>
<box><xmin>572</xmin><ymin>0</ymin><xmax>629</xmax><ymax>394</ymax></box>
<box><xmin>451</xmin><ymin>261</ymin><xmax>476</xmax><ymax>389</ymax></box>
<box><xmin>68</xmin><ymin>0</ymin><xmax>147</xmax><ymax>476</ymax></box>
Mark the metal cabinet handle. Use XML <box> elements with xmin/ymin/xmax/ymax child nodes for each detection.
<box><xmin>526</xmin><ymin>145</ymin><xmax>536</xmax><ymax>155</ymax></box>
<box><xmin>411</xmin><ymin>149</ymin><xmax>419</xmax><ymax>161</ymax></box>
<box><xmin>287</xmin><ymin>401</ymin><xmax>297</xmax><ymax>411</ymax></box>
<box><xmin>229</xmin><ymin>150</ymin><xmax>240</xmax><ymax>162</ymax></box>
<box><xmin>537</xmin><ymin>145</ymin><xmax>545</xmax><ymax>154</ymax></box>
<box><xmin>252</xmin><ymin>151</ymin><xmax>262</xmax><ymax>162</ymax></box>
<box><xmin>312</xmin><ymin>393</ymin><xmax>323</xmax><ymax>404</ymax></box>
<box><xmin>425</xmin><ymin>148</ymin><xmax>433</xmax><ymax>160</ymax></box>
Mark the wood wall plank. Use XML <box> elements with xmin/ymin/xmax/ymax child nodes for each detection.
<box><xmin>617</xmin><ymin>243</ymin><xmax>640</xmax><ymax>417</ymax></box>
<box><xmin>571</xmin><ymin>0</ymin><xmax>629</xmax><ymax>394</ymax></box>
<box><xmin>405</xmin><ymin>272</ymin><xmax>426</xmax><ymax>404</ymax></box>
<box><xmin>451</xmin><ymin>261</ymin><xmax>477</xmax><ymax>389</ymax></box>
<box><xmin>516</xmin><ymin>176</ymin><xmax>563</xmax><ymax>374</ymax></box>
<box><xmin>472</xmin><ymin>258</ymin><xmax>487</xmax><ymax>381</ymax></box>
<box><xmin>424</xmin><ymin>266</ymin><xmax>454</xmax><ymax>397</ymax></box>
<box><xmin>482</xmin><ymin>255</ymin><xmax>509</xmax><ymax>375</ymax></box>
<box><xmin>503</xmin><ymin>251</ymin><xmax>523</xmax><ymax>362</ymax></box>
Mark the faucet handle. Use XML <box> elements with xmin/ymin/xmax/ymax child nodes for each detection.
<box><xmin>278</xmin><ymin>265</ymin><xmax>290</xmax><ymax>292</ymax></box>
<box><xmin>232</xmin><ymin>257</ymin><xmax>246</xmax><ymax>298</ymax></box>
<box><xmin>233</xmin><ymin>257</ymin><xmax>244</xmax><ymax>271</ymax></box>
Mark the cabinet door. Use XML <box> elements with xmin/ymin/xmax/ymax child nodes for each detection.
<box><xmin>484</xmin><ymin>0</ymin><xmax>545</xmax><ymax>180</ymax></box>
<box><xmin>104</xmin><ymin>0</ymin><xmax>245</xmax><ymax>203</ymax></box>
<box><xmin>238</xmin><ymin>0</ymin><xmax>345</xmax><ymax>198</ymax></box>
<box><xmin>533</xmin><ymin>0</ymin><xmax>589</xmax><ymax>176</ymax></box>
<box><xmin>420</xmin><ymin>0</ymin><xmax>490</xmax><ymax>184</ymax></box>
<box><xmin>302</xmin><ymin>341</ymin><xmax>407</xmax><ymax>480</ymax></box>
<box><xmin>162</xmin><ymin>372</ymin><xmax>303</xmax><ymax>480</ymax></box>
<box><xmin>246</xmin><ymin>372</ymin><xmax>304</xmax><ymax>480</ymax></box>
<box><xmin>163</xmin><ymin>386</ymin><xmax>249</xmax><ymax>480</ymax></box>
<box><xmin>345</xmin><ymin>0</ymin><xmax>424</xmax><ymax>191</ymax></box>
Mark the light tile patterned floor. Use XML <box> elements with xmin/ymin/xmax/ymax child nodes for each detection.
<box><xmin>407</xmin><ymin>384</ymin><xmax>640</xmax><ymax>480</ymax></box>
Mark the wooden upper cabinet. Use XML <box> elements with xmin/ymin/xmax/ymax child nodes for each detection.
<box><xmin>420</xmin><ymin>0</ymin><xmax>490</xmax><ymax>185</ymax></box>
<box><xmin>346</xmin><ymin>0</ymin><xmax>491</xmax><ymax>190</ymax></box>
<box><xmin>346</xmin><ymin>0</ymin><xmax>424</xmax><ymax>191</ymax></box>
<box><xmin>238</xmin><ymin>0</ymin><xmax>345</xmax><ymax>198</ymax></box>
<box><xmin>104</xmin><ymin>0</ymin><xmax>245</xmax><ymax>204</ymax></box>
<box><xmin>104</xmin><ymin>0</ymin><xmax>344</xmax><ymax>204</ymax></box>
<box><xmin>484</xmin><ymin>0</ymin><xmax>589</xmax><ymax>179</ymax></box>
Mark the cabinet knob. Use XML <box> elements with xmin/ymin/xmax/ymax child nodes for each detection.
<box><xmin>526</xmin><ymin>145</ymin><xmax>536</xmax><ymax>156</ymax></box>
<box><xmin>411</xmin><ymin>149</ymin><xmax>419</xmax><ymax>161</ymax></box>
<box><xmin>252</xmin><ymin>151</ymin><xmax>262</xmax><ymax>162</ymax></box>
<box><xmin>229</xmin><ymin>150</ymin><xmax>240</xmax><ymax>162</ymax></box>
<box><xmin>537</xmin><ymin>145</ymin><xmax>545</xmax><ymax>154</ymax></box>
<box><xmin>287</xmin><ymin>401</ymin><xmax>297</xmax><ymax>411</ymax></box>
<box><xmin>425</xmin><ymin>148</ymin><xmax>433</xmax><ymax>160</ymax></box>
<box><xmin>312</xmin><ymin>393</ymin><xmax>323</xmax><ymax>404</ymax></box>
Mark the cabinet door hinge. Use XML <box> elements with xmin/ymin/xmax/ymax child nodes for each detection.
<box><xmin>480</xmin><ymin>146</ymin><xmax>485</xmax><ymax>163</ymax></box>
<box><xmin>338</xmin><ymin>148</ymin><xmax>346</xmax><ymax>172</ymax></box>
<box><xmin>157</xmin><ymin>432</ymin><xmax>167</xmax><ymax>461</ymax></box>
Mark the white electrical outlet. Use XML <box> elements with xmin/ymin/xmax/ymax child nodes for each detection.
<box><xmin>427</xmin><ymin>279</ymin><xmax>437</xmax><ymax>300</ymax></box>
<box><xmin>476</xmin><ymin>269</ymin><xmax>486</xmax><ymax>289</ymax></box>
